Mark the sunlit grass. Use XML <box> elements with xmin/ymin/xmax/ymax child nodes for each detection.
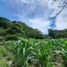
<box><xmin>0</xmin><ymin>38</ymin><xmax>67</xmax><ymax>67</ymax></box>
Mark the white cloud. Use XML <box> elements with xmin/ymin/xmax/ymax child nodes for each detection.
<box><xmin>48</xmin><ymin>0</ymin><xmax>62</xmax><ymax>17</ymax></box>
<box><xmin>56</xmin><ymin>7</ymin><xmax>67</xmax><ymax>30</ymax></box>
<box><xmin>18</xmin><ymin>0</ymin><xmax>67</xmax><ymax>33</ymax></box>
<box><xmin>48</xmin><ymin>0</ymin><xmax>60</xmax><ymax>9</ymax></box>
<box><xmin>48</xmin><ymin>0</ymin><xmax>67</xmax><ymax>30</ymax></box>
<box><xmin>28</xmin><ymin>18</ymin><xmax>50</xmax><ymax>34</ymax></box>
<box><xmin>2</xmin><ymin>0</ymin><xmax>67</xmax><ymax>34</ymax></box>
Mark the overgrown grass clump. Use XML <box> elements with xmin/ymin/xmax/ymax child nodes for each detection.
<box><xmin>0</xmin><ymin>38</ymin><xmax>67</xmax><ymax>67</ymax></box>
<box><xmin>7</xmin><ymin>38</ymin><xmax>67</xmax><ymax>67</ymax></box>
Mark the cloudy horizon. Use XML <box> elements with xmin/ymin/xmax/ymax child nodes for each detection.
<box><xmin>0</xmin><ymin>0</ymin><xmax>67</xmax><ymax>34</ymax></box>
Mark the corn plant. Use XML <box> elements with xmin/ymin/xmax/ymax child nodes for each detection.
<box><xmin>9</xmin><ymin>38</ymin><xmax>67</xmax><ymax>67</ymax></box>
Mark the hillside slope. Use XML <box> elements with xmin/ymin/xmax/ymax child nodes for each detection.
<box><xmin>0</xmin><ymin>17</ymin><xmax>45</xmax><ymax>40</ymax></box>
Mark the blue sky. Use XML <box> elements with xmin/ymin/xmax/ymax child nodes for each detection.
<box><xmin>0</xmin><ymin>0</ymin><xmax>67</xmax><ymax>34</ymax></box>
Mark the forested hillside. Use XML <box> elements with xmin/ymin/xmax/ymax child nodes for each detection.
<box><xmin>48</xmin><ymin>29</ymin><xmax>67</xmax><ymax>38</ymax></box>
<box><xmin>0</xmin><ymin>17</ymin><xmax>45</xmax><ymax>40</ymax></box>
<box><xmin>0</xmin><ymin>17</ymin><xmax>67</xmax><ymax>40</ymax></box>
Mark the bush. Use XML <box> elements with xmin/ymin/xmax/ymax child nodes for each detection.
<box><xmin>5</xmin><ymin>35</ymin><xmax>18</xmax><ymax>41</ymax></box>
<box><xmin>0</xmin><ymin>59</ymin><xmax>8</xmax><ymax>67</ymax></box>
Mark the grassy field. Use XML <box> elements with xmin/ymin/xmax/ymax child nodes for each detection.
<box><xmin>0</xmin><ymin>38</ymin><xmax>67</xmax><ymax>67</ymax></box>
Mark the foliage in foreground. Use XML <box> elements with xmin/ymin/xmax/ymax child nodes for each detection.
<box><xmin>7</xmin><ymin>38</ymin><xmax>67</xmax><ymax>67</ymax></box>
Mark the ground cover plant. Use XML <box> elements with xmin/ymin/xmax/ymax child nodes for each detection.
<box><xmin>0</xmin><ymin>38</ymin><xmax>66</xmax><ymax>67</ymax></box>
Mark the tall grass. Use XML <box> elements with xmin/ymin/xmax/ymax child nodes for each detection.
<box><xmin>9</xmin><ymin>38</ymin><xmax>67</xmax><ymax>67</ymax></box>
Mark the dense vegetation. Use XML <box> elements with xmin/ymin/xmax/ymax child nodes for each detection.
<box><xmin>0</xmin><ymin>17</ymin><xmax>67</xmax><ymax>40</ymax></box>
<box><xmin>48</xmin><ymin>29</ymin><xmax>67</xmax><ymax>38</ymax></box>
<box><xmin>0</xmin><ymin>17</ymin><xmax>67</xmax><ymax>67</ymax></box>
<box><xmin>0</xmin><ymin>17</ymin><xmax>45</xmax><ymax>40</ymax></box>
<box><xmin>0</xmin><ymin>38</ymin><xmax>67</xmax><ymax>67</ymax></box>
